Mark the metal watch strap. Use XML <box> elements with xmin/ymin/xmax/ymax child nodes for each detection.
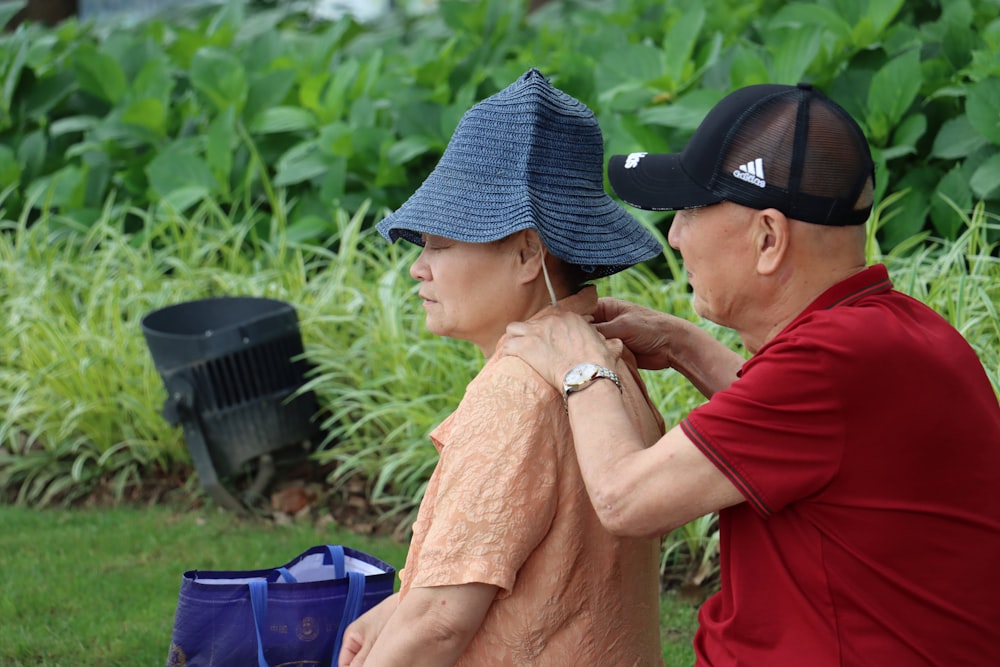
<box><xmin>562</xmin><ymin>363</ymin><xmax>622</xmax><ymax>410</ymax></box>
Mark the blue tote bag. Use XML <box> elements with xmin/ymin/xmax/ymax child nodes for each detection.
<box><xmin>165</xmin><ymin>545</ymin><xmax>395</xmax><ymax>667</ymax></box>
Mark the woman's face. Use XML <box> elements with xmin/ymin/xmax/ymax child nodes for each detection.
<box><xmin>409</xmin><ymin>233</ymin><xmax>532</xmax><ymax>356</ymax></box>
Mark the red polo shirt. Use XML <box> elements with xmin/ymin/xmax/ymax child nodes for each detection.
<box><xmin>683</xmin><ymin>264</ymin><xmax>1000</xmax><ymax>666</ymax></box>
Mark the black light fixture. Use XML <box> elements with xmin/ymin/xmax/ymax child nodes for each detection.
<box><xmin>142</xmin><ymin>296</ymin><xmax>319</xmax><ymax>513</ymax></box>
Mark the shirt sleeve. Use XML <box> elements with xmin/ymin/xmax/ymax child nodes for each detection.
<box><xmin>684</xmin><ymin>329</ymin><xmax>846</xmax><ymax>518</ymax></box>
<box><xmin>406</xmin><ymin>355</ymin><xmax>562</xmax><ymax>598</ymax></box>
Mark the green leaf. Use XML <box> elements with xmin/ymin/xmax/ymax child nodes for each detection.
<box><xmin>638</xmin><ymin>89</ymin><xmax>726</xmax><ymax>131</ymax></box>
<box><xmin>74</xmin><ymin>150</ymin><xmax>110</xmax><ymax>207</ymax></box>
<box><xmin>0</xmin><ymin>2</ymin><xmax>22</xmax><ymax>27</ymax></box>
<box><xmin>322</xmin><ymin>61</ymin><xmax>362</xmax><ymax>124</ymax></box>
<box><xmin>770</xmin><ymin>3</ymin><xmax>852</xmax><ymax>41</ymax></box>
<box><xmin>728</xmin><ymin>45</ymin><xmax>770</xmax><ymax>89</ymax></box>
<box><xmin>663</xmin><ymin>6</ymin><xmax>705</xmax><ymax>87</ymax></box>
<box><xmin>16</xmin><ymin>130</ymin><xmax>46</xmax><ymax>181</ymax></box>
<box><xmin>347</xmin><ymin>94</ymin><xmax>377</xmax><ymax>130</ymax></box>
<box><xmin>248</xmin><ymin>106</ymin><xmax>316</xmax><ymax>134</ymax></box>
<box><xmin>386</xmin><ymin>136</ymin><xmax>434</xmax><ymax>166</ymax></box>
<box><xmin>273</xmin><ymin>140</ymin><xmax>331</xmax><ymax>187</ymax></box>
<box><xmin>939</xmin><ymin>0</ymin><xmax>974</xmax><ymax>27</ymax></box>
<box><xmin>130</xmin><ymin>56</ymin><xmax>174</xmax><ymax>105</ymax></box>
<box><xmin>73</xmin><ymin>43</ymin><xmax>127</xmax><ymax>105</ymax></box>
<box><xmin>594</xmin><ymin>41</ymin><xmax>666</xmax><ymax>92</ymax></box>
<box><xmin>965</xmin><ymin>77</ymin><xmax>1000</xmax><ymax>144</ymax></box>
<box><xmin>20</xmin><ymin>70</ymin><xmax>76</xmax><ymax>122</ymax></box>
<box><xmin>49</xmin><ymin>116</ymin><xmax>100</xmax><ymax>137</ymax></box>
<box><xmin>940</xmin><ymin>18</ymin><xmax>978</xmax><ymax>70</ymax></box>
<box><xmin>866</xmin><ymin>50</ymin><xmax>922</xmax><ymax>142</ymax></box>
<box><xmin>206</xmin><ymin>107</ymin><xmax>235</xmax><ymax>192</ymax></box>
<box><xmin>0</xmin><ymin>143</ymin><xmax>22</xmax><ymax>188</ymax></box>
<box><xmin>884</xmin><ymin>113</ymin><xmax>926</xmax><ymax>160</ymax></box>
<box><xmin>931</xmin><ymin>114</ymin><xmax>989</xmax><ymax>159</ymax></box>
<box><xmin>969</xmin><ymin>152</ymin><xmax>1000</xmax><ymax>199</ymax></box>
<box><xmin>318</xmin><ymin>158</ymin><xmax>347</xmax><ymax>203</ymax></box>
<box><xmin>26</xmin><ymin>165</ymin><xmax>85</xmax><ymax>210</ymax></box>
<box><xmin>879</xmin><ymin>167</ymin><xmax>937</xmax><ymax>249</ymax></box>
<box><xmin>930</xmin><ymin>167</ymin><xmax>972</xmax><ymax>239</ymax></box>
<box><xmin>299</xmin><ymin>72</ymin><xmax>336</xmax><ymax>120</ymax></box>
<box><xmin>965</xmin><ymin>47</ymin><xmax>1000</xmax><ymax>82</ymax></box>
<box><xmin>145</xmin><ymin>142</ymin><xmax>219</xmax><ymax>201</ymax></box>
<box><xmin>245</xmin><ymin>68</ymin><xmax>298</xmax><ymax>123</ymax></box>
<box><xmin>90</xmin><ymin>114</ymin><xmax>161</xmax><ymax>148</ymax></box>
<box><xmin>189</xmin><ymin>47</ymin><xmax>247</xmax><ymax>113</ymax></box>
<box><xmin>864</xmin><ymin>0</ymin><xmax>905</xmax><ymax>34</ymax></box>
<box><xmin>121</xmin><ymin>98</ymin><xmax>167</xmax><ymax>138</ymax></box>
<box><xmin>395</xmin><ymin>101</ymin><xmax>448</xmax><ymax>149</ymax></box>
<box><xmin>318</xmin><ymin>122</ymin><xmax>354</xmax><ymax>158</ymax></box>
<box><xmin>375</xmin><ymin>139</ymin><xmax>410</xmax><ymax>189</ymax></box>
<box><xmin>207</xmin><ymin>0</ymin><xmax>246</xmax><ymax>38</ymax></box>
<box><xmin>159</xmin><ymin>185</ymin><xmax>210</xmax><ymax>212</ymax></box>
<box><xmin>0</xmin><ymin>35</ymin><xmax>29</xmax><ymax>131</ymax></box>
<box><xmin>286</xmin><ymin>214</ymin><xmax>330</xmax><ymax>244</ymax></box>
<box><xmin>768</xmin><ymin>26</ymin><xmax>823</xmax><ymax>85</ymax></box>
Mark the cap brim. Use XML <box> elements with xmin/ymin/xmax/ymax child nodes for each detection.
<box><xmin>608</xmin><ymin>153</ymin><xmax>722</xmax><ymax>212</ymax></box>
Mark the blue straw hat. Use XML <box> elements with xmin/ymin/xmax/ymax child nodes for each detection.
<box><xmin>376</xmin><ymin>68</ymin><xmax>662</xmax><ymax>278</ymax></box>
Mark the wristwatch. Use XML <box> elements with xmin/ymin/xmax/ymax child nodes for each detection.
<box><xmin>562</xmin><ymin>362</ymin><xmax>622</xmax><ymax>409</ymax></box>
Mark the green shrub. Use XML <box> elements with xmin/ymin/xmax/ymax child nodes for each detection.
<box><xmin>2</xmin><ymin>193</ymin><xmax>996</xmax><ymax>592</ymax></box>
<box><xmin>2</xmin><ymin>0</ymin><xmax>998</xmax><ymax>596</ymax></box>
<box><xmin>0</xmin><ymin>190</ymin><xmax>313</xmax><ymax>505</ymax></box>
<box><xmin>0</xmin><ymin>0</ymin><xmax>997</xmax><ymax>249</ymax></box>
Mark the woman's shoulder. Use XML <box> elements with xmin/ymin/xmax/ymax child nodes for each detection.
<box><xmin>468</xmin><ymin>352</ymin><xmax>560</xmax><ymax>404</ymax></box>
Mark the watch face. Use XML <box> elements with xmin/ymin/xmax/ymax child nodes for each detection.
<box><xmin>565</xmin><ymin>362</ymin><xmax>599</xmax><ymax>386</ymax></box>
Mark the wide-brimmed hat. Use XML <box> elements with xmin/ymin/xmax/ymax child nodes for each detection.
<box><xmin>376</xmin><ymin>68</ymin><xmax>661</xmax><ymax>277</ymax></box>
<box><xmin>607</xmin><ymin>83</ymin><xmax>875</xmax><ymax>226</ymax></box>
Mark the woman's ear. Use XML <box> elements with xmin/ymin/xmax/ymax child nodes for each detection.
<box><xmin>516</xmin><ymin>230</ymin><xmax>545</xmax><ymax>278</ymax></box>
<box><xmin>754</xmin><ymin>208</ymin><xmax>789</xmax><ymax>276</ymax></box>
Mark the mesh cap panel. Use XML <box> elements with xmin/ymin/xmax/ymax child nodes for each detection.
<box><xmin>608</xmin><ymin>83</ymin><xmax>875</xmax><ymax>226</ymax></box>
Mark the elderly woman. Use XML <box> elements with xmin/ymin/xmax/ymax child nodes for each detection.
<box><xmin>338</xmin><ymin>68</ymin><xmax>665</xmax><ymax>667</ymax></box>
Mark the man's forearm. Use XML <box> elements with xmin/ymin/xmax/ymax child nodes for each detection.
<box><xmin>668</xmin><ymin>319</ymin><xmax>744</xmax><ymax>398</ymax></box>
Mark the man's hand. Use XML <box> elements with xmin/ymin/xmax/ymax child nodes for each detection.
<box><xmin>502</xmin><ymin>310</ymin><xmax>620</xmax><ymax>389</ymax></box>
<box><xmin>594</xmin><ymin>297</ymin><xmax>676</xmax><ymax>371</ymax></box>
<box><xmin>597</xmin><ymin>297</ymin><xmax>744</xmax><ymax>398</ymax></box>
<box><xmin>338</xmin><ymin>593</ymin><xmax>398</xmax><ymax>667</ymax></box>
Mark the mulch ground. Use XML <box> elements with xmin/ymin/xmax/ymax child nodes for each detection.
<box><xmin>73</xmin><ymin>452</ymin><xmax>407</xmax><ymax>540</ymax></box>
<box><xmin>67</xmin><ymin>451</ymin><xmax>717</xmax><ymax>601</ymax></box>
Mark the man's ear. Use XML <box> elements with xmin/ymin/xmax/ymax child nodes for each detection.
<box><xmin>754</xmin><ymin>208</ymin><xmax>789</xmax><ymax>276</ymax></box>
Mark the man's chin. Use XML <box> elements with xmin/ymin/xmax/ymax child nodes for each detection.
<box><xmin>691</xmin><ymin>298</ymin><xmax>717</xmax><ymax>325</ymax></box>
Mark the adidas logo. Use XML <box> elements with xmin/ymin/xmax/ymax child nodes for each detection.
<box><xmin>733</xmin><ymin>158</ymin><xmax>766</xmax><ymax>188</ymax></box>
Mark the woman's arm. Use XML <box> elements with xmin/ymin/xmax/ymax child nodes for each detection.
<box><xmin>338</xmin><ymin>593</ymin><xmax>398</xmax><ymax>666</ymax></box>
<box><xmin>343</xmin><ymin>583</ymin><xmax>498</xmax><ymax>667</ymax></box>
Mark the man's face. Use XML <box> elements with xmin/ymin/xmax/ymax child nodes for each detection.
<box><xmin>667</xmin><ymin>202</ymin><xmax>759</xmax><ymax>329</ymax></box>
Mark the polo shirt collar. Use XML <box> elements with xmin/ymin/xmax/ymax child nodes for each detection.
<box><xmin>801</xmin><ymin>263</ymin><xmax>893</xmax><ymax>315</ymax></box>
<box><xmin>742</xmin><ymin>265</ymin><xmax>893</xmax><ymax>372</ymax></box>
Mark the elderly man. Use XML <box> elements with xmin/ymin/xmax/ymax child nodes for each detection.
<box><xmin>502</xmin><ymin>82</ymin><xmax>1000</xmax><ymax>666</ymax></box>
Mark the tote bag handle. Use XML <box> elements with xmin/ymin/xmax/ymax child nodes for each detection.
<box><xmin>327</xmin><ymin>544</ymin><xmax>346</xmax><ymax>578</ymax></box>
<box><xmin>248</xmin><ymin>558</ymin><xmax>367</xmax><ymax>667</ymax></box>
<box><xmin>334</xmin><ymin>571</ymin><xmax>366</xmax><ymax>660</ymax></box>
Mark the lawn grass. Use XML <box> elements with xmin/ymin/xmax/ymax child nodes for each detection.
<box><xmin>0</xmin><ymin>506</ymin><xmax>698</xmax><ymax>666</ymax></box>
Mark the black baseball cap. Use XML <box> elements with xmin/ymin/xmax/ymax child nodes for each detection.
<box><xmin>608</xmin><ymin>83</ymin><xmax>875</xmax><ymax>226</ymax></box>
